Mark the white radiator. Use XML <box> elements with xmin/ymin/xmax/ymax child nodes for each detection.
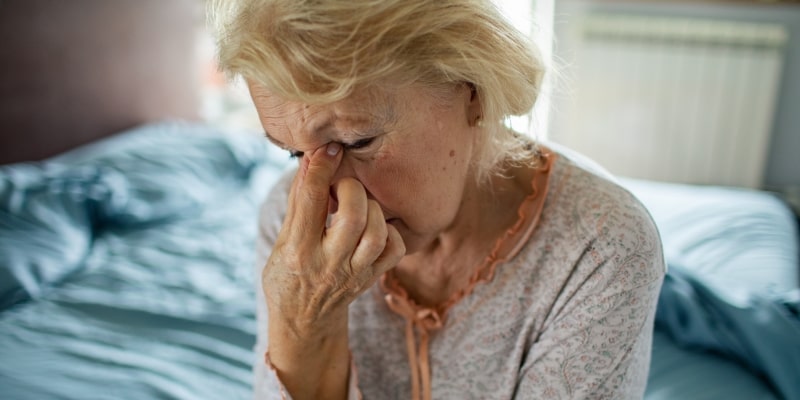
<box><xmin>551</xmin><ymin>14</ymin><xmax>788</xmax><ymax>188</ymax></box>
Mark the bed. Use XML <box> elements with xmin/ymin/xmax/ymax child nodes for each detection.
<box><xmin>1</xmin><ymin>123</ymin><xmax>797</xmax><ymax>399</ymax></box>
<box><xmin>626</xmin><ymin>178</ymin><xmax>800</xmax><ymax>400</ymax></box>
<box><xmin>1</xmin><ymin>2</ymin><xmax>798</xmax><ymax>399</ymax></box>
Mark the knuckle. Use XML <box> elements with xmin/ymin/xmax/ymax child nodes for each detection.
<box><xmin>387</xmin><ymin>229</ymin><xmax>406</xmax><ymax>259</ymax></box>
<box><xmin>325</xmin><ymin>262</ymin><xmax>361</xmax><ymax>296</ymax></box>
<box><xmin>359</xmin><ymin>236</ymin><xmax>385</xmax><ymax>257</ymax></box>
<box><xmin>301</xmin><ymin>186</ymin><xmax>330</xmax><ymax>205</ymax></box>
<box><xmin>308</xmin><ymin>151</ymin><xmax>336</xmax><ymax>171</ymax></box>
<box><xmin>320</xmin><ymin>270</ymin><xmax>342</xmax><ymax>288</ymax></box>
<box><xmin>340</xmin><ymin>210</ymin><xmax>368</xmax><ymax>231</ymax></box>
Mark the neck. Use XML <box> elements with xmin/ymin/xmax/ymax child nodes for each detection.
<box><xmin>393</xmin><ymin>161</ymin><xmax>535</xmax><ymax>307</ymax></box>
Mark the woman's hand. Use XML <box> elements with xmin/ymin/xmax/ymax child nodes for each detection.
<box><xmin>263</xmin><ymin>142</ymin><xmax>405</xmax><ymax>399</ymax></box>
<box><xmin>266</xmin><ymin>141</ymin><xmax>406</xmax><ymax>335</ymax></box>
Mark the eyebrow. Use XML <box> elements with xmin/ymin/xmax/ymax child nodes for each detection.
<box><xmin>262</xmin><ymin>118</ymin><xmax>383</xmax><ymax>151</ymax></box>
<box><xmin>263</xmin><ymin>117</ymin><xmax>336</xmax><ymax>149</ymax></box>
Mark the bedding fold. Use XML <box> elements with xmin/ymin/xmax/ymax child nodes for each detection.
<box><xmin>0</xmin><ymin>122</ymin><xmax>285</xmax><ymax>399</ymax></box>
<box><xmin>657</xmin><ymin>265</ymin><xmax>800</xmax><ymax>400</ymax></box>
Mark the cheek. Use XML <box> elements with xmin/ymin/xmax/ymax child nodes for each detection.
<box><xmin>355</xmin><ymin>155</ymin><xmax>411</xmax><ymax>203</ymax></box>
<box><xmin>373</xmin><ymin>161</ymin><xmax>455</xmax><ymax>219</ymax></box>
<box><xmin>347</xmin><ymin>154</ymin><xmax>421</xmax><ymax>218</ymax></box>
<box><xmin>350</xmin><ymin>133</ymin><xmax>469</xmax><ymax>225</ymax></box>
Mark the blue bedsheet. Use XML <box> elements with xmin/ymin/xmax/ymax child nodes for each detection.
<box><xmin>0</xmin><ymin>122</ymin><xmax>288</xmax><ymax>399</ymax></box>
<box><xmin>1</xmin><ymin>127</ymin><xmax>797</xmax><ymax>399</ymax></box>
<box><xmin>623</xmin><ymin>178</ymin><xmax>800</xmax><ymax>400</ymax></box>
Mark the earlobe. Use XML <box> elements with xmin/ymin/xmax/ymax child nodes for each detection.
<box><xmin>469</xmin><ymin>111</ymin><xmax>482</xmax><ymax>127</ymax></box>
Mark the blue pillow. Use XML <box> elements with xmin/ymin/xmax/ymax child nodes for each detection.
<box><xmin>621</xmin><ymin>178</ymin><xmax>798</xmax><ymax>296</ymax></box>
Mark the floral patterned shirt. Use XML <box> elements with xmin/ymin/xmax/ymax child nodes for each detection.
<box><xmin>254</xmin><ymin>147</ymin><xmax>666</xmax><ymax>399</ymax></box>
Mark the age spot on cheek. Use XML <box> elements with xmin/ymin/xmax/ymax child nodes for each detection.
<box><xmin>449</xmin><ymin>150</ymin><xmax>455</xmax><ymax>157</ymax></box>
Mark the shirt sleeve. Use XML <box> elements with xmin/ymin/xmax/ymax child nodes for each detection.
<box><xmin>252</xmin><ymin>169</ymin><xmax>363</xmax><ymax>400</ymax></box>
<box><xmin>515</xmin><ymin>192</ymin><xmax>666</xmax><ymax>399</ymax></box>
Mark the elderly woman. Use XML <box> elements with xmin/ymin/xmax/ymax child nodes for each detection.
<box><xmin>211</xmin><ymin>1</ymin><xmax>665</xmax><ymax>399</ymax></box>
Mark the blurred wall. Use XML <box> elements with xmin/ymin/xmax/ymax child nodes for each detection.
<box><xmin>553</xmin><ymin>1</ymin><xmax>800</xmax><ymax>188</ymax></box>
<box><xmin>0</xmin><ymin>0</ymin><xmax>202</xmax><ymax>165</ymax></box>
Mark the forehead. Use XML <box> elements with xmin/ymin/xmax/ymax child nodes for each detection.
<box><xmin>248</xmin><ymin>83</ymin><xmax>395</xmax><ymax>128</ymax></box>
<box><xmin>247</xmin><ymin>82</ymin><xmax>463</xmax><ymax>151</ymax></box>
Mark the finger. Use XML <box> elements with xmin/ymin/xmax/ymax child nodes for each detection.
<box><xmin>349</xmin><ymin>199</ymin><xmax>389</xmax><ymax>269</ymax></box>
<box><xmin>286</xmin><ymin>143</ymin><xmax>343</xmax><ymax>237</ymax></box>
<box><xmin>285</xmin><ymin>158</ymin><xmax>305</xmax><ymax>216</ymax></box>
<box><xmin>280</xmin><ymin>160</ymin><xmax>306</xmax><ymax>239</ymax></box>
<box><xmin>326</xmin><ymin>178</ymin><xmax>369</xmax><ymax>253</ymax></box>
<box><xmin>371</xmin><ymin>223</ymin><xmax>405</xmax><ymax>277</ymax></box>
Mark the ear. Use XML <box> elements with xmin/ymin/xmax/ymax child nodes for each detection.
<box><xmin>465</xmin><ymin>82</ymin><xmax>482</xmax><ymax>127</ymax></box>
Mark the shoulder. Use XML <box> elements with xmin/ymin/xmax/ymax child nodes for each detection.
<box><xmin>535</xmin><ymin>144</ymin><xmax>666</xmax><ymax>290</ymax></box>
<box><xmin>547</xmin><ymin>143</ymin><xmax>661</xmax><ymax>246</ymax></box>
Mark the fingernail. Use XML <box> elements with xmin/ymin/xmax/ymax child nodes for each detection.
<box><xmin>326</xmin><ymin>142</ymin><xmax>341</xmax><ymax>156</ymax></box>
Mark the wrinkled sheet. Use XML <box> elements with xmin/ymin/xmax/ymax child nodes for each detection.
<box><xmin>655</xmin><ymin>266</ymin><xmax>800</xmax><ymax>400</ymax></box>
<box><xmin>0</xmin><ymin>122</ymin><xmax>288</xmax><ymax>399</ymax></box>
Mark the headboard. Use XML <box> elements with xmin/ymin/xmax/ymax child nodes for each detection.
<box><xmin>0</xmin><ymin>0</ymin><xmax>202</xmax><ymax>165</ymax></box>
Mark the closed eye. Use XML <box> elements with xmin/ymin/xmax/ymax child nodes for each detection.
<box><xmin>344</xmin><ymin>138</ymin><xmax>375</xmax><ymax>151</ymax></box>
<box><xmin>287</xmin><ymin>137</ymin><xmax>376</xmax><ymax>159</ymax></box>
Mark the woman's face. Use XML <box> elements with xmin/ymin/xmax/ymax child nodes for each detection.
<box><xmin>249</xmin><ymin>83</ymin><xmax>482</xmax><ymax>254</ymax></box>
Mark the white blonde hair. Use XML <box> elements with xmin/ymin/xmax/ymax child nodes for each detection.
<box><xmin>209</xmin><ymin>0</ymin><xmax>545</xmax><ymax>182</ymax></box>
